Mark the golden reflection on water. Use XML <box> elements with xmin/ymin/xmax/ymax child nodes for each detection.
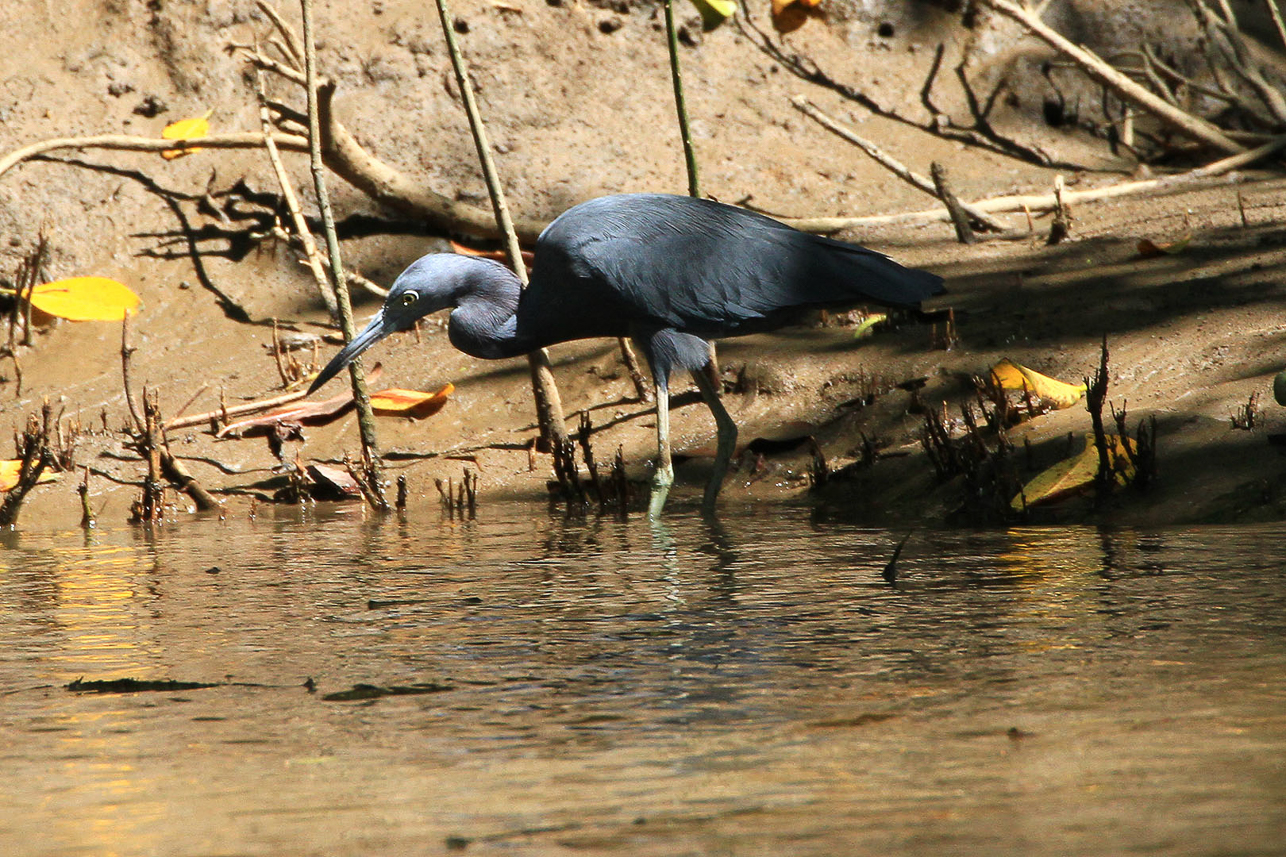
<box><xmin>1</xmin><ymin>514</ymin><xmax>1283</xmax><ymax>856</ymax></box>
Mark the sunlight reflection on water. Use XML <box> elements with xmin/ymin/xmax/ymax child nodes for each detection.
<box><xmin>1</xmin><ymin>507</ymin><xmax>1284</xmax><ymax>855</ymax></box>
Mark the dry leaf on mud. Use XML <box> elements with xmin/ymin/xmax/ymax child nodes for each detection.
<box><xmin>0</xmin><ymin>460</ymin><xmax>59</xmax><ymax>492</ymax></box>
<box><xmin>9</xmin><ymin>277</ymin><xmax>141</xmax><ymax>322</ymax></box>
<box><xmin>989</xmin><ymin>358</ymin><xmax>1086</xmax><ymax>409</ymax></box>
<box><xmin>370</xmin><ymin>384</ymin><xmax>454</xmax><ymax>420</ymax></box>
<box><xmin>772</xmin><ymin>0</ymin><xmax>822</xmax><ymax>33</ymax></box>
<box><xmin>1012</xmin><ymin>434</ymin><xmax>1135</xmax><ymax>510</ymax></box>
<box><xmin>690</xmin><ymin>0</ymin><xmax>737</xmax><ymax>29</ymax></box>
<box><xmin>161</xmin><ymin>109</ymin><xmax>213</xmax><ymax>159</ymax></box>
<box><xmin>449</xmin><ymin>241</ymin><xmax>536</xmax><ymax>271</ymax></box>
<box><xmin>217</xmin><ymin>395</ymin><xmax>355</xmax><ymax>438</ymax></box>
<box><xmin>1136</xmin><ymin>235</ymin><xmax>1191</xmax><ymax>259</ymax></box>
<box><xmin>306</xmin><ymin>464</ymin><xmax>362</xmax><ymax>500</ymax></box>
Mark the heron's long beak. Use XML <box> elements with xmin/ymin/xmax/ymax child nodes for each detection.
<box><xmin>307</xmin><ymin>309</ymin><xmax>390</xmax><ymax>395</ymax></box>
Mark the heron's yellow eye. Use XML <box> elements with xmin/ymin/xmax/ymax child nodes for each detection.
<box><xmin>400</xmin><ymin>292</ymin><xmax>416</xmax><ymax>307</ymax></box>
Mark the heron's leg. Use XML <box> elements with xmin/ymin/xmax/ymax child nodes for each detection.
<box><xmin>648</xmin><ymin>381</ymin><xmax>674</xmax><ymax>518</ymax></box>
<box><xmin>691</xmin><ymin>365</ymin><xmax>737</xmax><ymax>512</ymax></box>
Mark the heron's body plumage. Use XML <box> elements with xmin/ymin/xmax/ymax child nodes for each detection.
<box><xmin>310</xmin><ymin>193</ymin><xmax>944</xmax><ymax>513</ymax></box>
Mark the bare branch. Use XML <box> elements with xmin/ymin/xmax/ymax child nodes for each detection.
<box><xmin>982</xmin><ymin>0</ymin><xmax>1245</xmax><ymax>153</ymax></box>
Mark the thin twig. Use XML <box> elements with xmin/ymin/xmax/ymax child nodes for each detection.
<box><xmin>619</xmin><ymin>338</ymin><xmax>653</xmax><ymax>403</ymax></box>
<box><xmin>163</xmin><ymin>388</ymin><xmax>310</xmax><ymax>431</ymax></box>
<box><xmin>1268</xmin><ymin>0</ymin><xmax>1286</xmax><ymax>50</ymax></box>
<box><xmin>794</xmin><ymin>97</ymin><xmax>1007</xmax><ymax>233</ymax></box>
<box><xmin>0</xmin><ymin>132</ymin><xmax>308</xmax><ymax>180</ymax></box>
<box><xmin>301</xmin><ymin>0</ymin><xmax>387</xmax><ymax>509</ymax></box>
<box><xmin>930</xmin><ymin>162</ymin><xmax>977</xmax><ymax>244</ymax></box>
<box><xmin>254</xmin><ymin>64</ymin><xmax>337</xmax><ymax>317</ymax></box>
<box><xmin>783</xmin><ymin>135</ymin><xmax>1286</xmax><ymax>231</ymax></box>
<box><xmin>432</xmin><ymin>0</ymin><xmax>570</xmax><ymax>451</ymax></box>
<box><xmin>982</xmin><ymin>0</ymin><xmax>1244</xmax><ymax>154</ymax></box>
<box><xmin>120</xmin><ymin>313</ymin><xmax>143</xmax><ymax>433</ymax></box>
<box><xmin>663</xmin><ymin>0</ymin><xmax>700</xmax><ymax>198</ymax></box>
<box><xmin>255</xmin><ymin>0</ymin><xmax>304</xmax><ymax>69</ymax></box>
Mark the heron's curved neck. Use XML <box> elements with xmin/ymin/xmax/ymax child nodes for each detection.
<box><xmin>446</xmin><ymin>266</ymin><xmax>534</xmax><ymax>359</ymax></box>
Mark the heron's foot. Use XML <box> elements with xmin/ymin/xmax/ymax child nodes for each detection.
<box><xmin>648</xmin><ymin>466</ymin><xmax>674</xmax><ymax>518</ymax></box>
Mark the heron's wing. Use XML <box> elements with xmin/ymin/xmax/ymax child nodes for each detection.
<box><xmin>540</xmin><ymin>194</ymin><xmax>942</xmax><ymax>339</ymax></box>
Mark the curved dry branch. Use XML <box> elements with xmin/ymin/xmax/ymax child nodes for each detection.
<box><xmin>787</xmin><ymin>134</ymin><xmax>1286</xmax><ymax>232</ymax></box>
<box><xmin>0</xmin><ymin>132</ymin><xmax>308</xmax><ymax>180</ymax></box>
<box><xmin>982</xmin><ymin>0</ymin><xmax>1245</xmax><ymax>154</ymax></box>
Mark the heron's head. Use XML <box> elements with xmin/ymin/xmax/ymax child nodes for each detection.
<box><xmin>308</xmin><ymin>254</ymin><xmax>473</xmax><ymax>394</ymax></box>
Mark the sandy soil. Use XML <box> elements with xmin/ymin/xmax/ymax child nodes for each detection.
<box><xmin>2</xmin><ymin>0</ymin><xmax>1285</xmax><ymax>529</ymax></box>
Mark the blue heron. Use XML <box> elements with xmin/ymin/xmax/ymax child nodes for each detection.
<box><xmin>309</xmin><ymin>193</ymin><xmax>943</xmax><ymax>514</ymax></box>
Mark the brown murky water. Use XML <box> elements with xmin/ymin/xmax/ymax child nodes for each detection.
<box><xmin>2</xmin><ymin>505</ymin><xmax>1284</xmax><ymax>855</ymax></box>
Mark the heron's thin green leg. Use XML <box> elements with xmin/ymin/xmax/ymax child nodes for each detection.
<box><xmin>648</xmin><ymin>382</ymin><xmax>674</xmax><ymax>518</ymax></box>
<box><xmin>691</xmin><ymin>366</ymin><xmax>737</xmax><ymax>512</ymax></box>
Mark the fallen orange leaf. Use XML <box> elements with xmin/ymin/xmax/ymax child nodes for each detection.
<box><xmin>370</xmin><ymin>384</ymin><xmax>454</xmax><ymax>420</ymax></box>
<box><xmin>772</xmin><ymin>0</ymin><xmax>823</xmax><ymax>33</ymax></box>
<box><xmin>0</xmin><ymin>460</ymin><xmax>59</xmax><ymax>492</ymax></box>
<box><xmin>449</xmin><ymin>241</ymin><xmax>536</xmax><ymax>271</ymax></box>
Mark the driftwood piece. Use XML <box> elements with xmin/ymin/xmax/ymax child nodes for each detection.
<box><xmin>982</xmin><ymin>0</ymin><xmax>1244</xmax><ymax>154</ymax></box>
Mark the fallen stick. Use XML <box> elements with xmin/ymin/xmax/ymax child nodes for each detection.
<box><xmin>793</xmin><ymin>97</ymin><xmax>1007</xmax><ymax>232</ymax></box>
<box><xmin>982</xmin><ymin>0</ymin><xmax>1244</xmax><ymax>154</ymax></box>
<box><xmin>0</xmin><ymin>132</ymin><xmax>308</xmax><ymax>180</ymax></box>
<box><xmin>163</xmin><ymin>388</ymin><xmax>310</xmax><ymax>431</ymax></box>
<box><xmin>930</xmin><ymin>161</ymin><xmax>977</xmax><ymax>244</ymax></box>
<box><xmin>783</xmin><ymin>135</ymin><xmax>1286</xmax><ymax>231</ymax></box>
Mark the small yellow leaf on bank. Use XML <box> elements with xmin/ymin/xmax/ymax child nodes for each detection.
<box><xmin>0</xmin><ymin>460</ymin><xmax>59</xmax><ymax>492</ymax></box>
<box><xmin>989</xmin><ymin>358</ymin><xmax>1086</xmax><ymax>409</ymax></box>
<box><xmin>1012</xmin><ymin>434</ymin><xmax>1135</xmax><ymax>510</ymax></box>
<box><xmin>161</xmin><ymin>109</ymin><xmax>213</xmax><ymax>159</ymax></box>
<box><xmin>690</xmin><ymin>0</ymin><xmax>737</xmax><ymax>29</ymax></box>
<box><xmin>852</xmin><ymin>313</ymin><xmax>888</xmax><ymax>339</ymax></box>
<box><xmin>26</xmin><ymin>277</ymin><xmax>140</xmax><ymax>321</ymax></box>
<box><xmin>370</xmin><ymin>384</ymin><xmax>455</xmax><ymax>420</ymax></box>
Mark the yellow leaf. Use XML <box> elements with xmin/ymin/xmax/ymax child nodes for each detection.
<box><xmin>0</xmin><ymin>460</ymin><xmax>59</xmax><ymax>492</ymax></box>
<box><xmin>989</xmin><ymin>358</ymin><xmax>1086</xmax><ymax>409</ymax></box>
<box><xmin>1012</xmin><ymin>434</ymin><xmax>1135</xmax><ymax>510</ymax></box>
<box><xmin>25</xmin><ymin>277</ymin><xmax>141</xmax><ymax>322</ymax></box>
<box><xmin>689</xmin><ymin>0</ymin><xmax>736</xmax><ymax>30</ymax></box>
<box><xmin>370</xmin><ymin>384</ymin><xmax>454</xmax><ymax>420</ymax></box>
<box><xmin>852</xmin><ymin>313</ymin><xmax>888</xmax><ymax>340</ymax></box>
<box><xmin>161</xmin><ymin>109</ymin><xmax>213</xmax><ymax>160</ymax></box>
